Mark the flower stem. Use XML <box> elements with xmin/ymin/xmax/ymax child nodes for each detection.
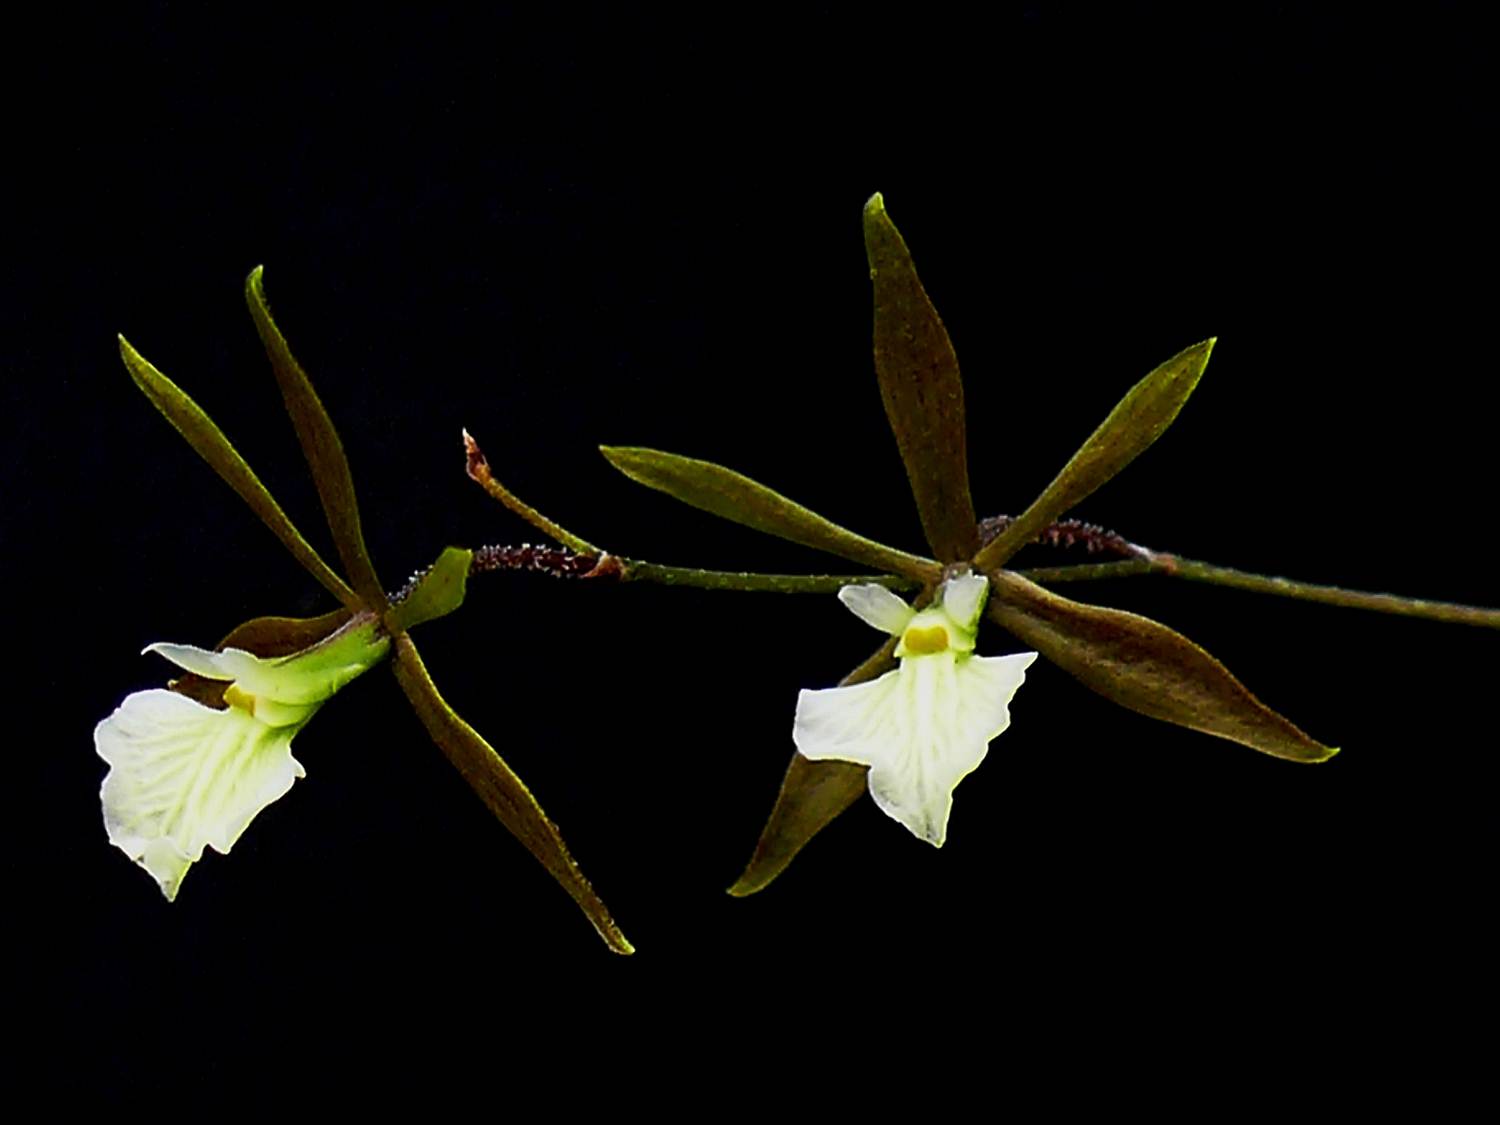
<box><xmin>465</xmin><ymin>544</ymin><xmax>916</xmax><ymax>593</ymax></box>
<box><xmin>455</xmin><ymin>471</ymin><xmax>1500</xmax><ymax>627</ymax></box>
<box><xmin>1146</xmin><ymin>552</ymin><xmax>1500</xmax><ymax>630</ymax></box>
<box><xmin>976</xmin><ymin>510</ymin><xmax>1500</xmax><ymax>628</ymax></box>
<box><xmin>1012</xmin><ymin>560</ymin><xmax>1158</xmax><ymax>583</ymax></box>
<box><xmin>613</xmin><ymin>559</ymin><xmax>914</xmax><ymax>593</ymax></box>
<box><xmin>1013</xmin><ymin>552</ymin><xmax>1500</xmax><ymax>630</ymax></box>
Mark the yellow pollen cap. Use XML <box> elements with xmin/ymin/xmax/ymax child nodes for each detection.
<box><xmin>224</xmin><ymin>683</ymin><xmax>257</xmax><ymax>714</ymax></box>
<box><xmin>902</xmin><ymin>624</ymin><xmax>949</xmax><ymax>654</ymax></box>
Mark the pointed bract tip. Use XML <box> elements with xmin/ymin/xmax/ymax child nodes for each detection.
<box><xmin>463</xmin><ymin>430</ymin><xmax>488</xmax><ymax>483</ymax></box>
<box><xmin>245</xmin><ymin>265</ymin><xmax>268</xmax><ymax>301</ymax></box>
<box><xmin>1289</xmin><ymin>742</ymin><xmax>1339</xmax><ymax>763</ymax></box>
<box><xmin>117</xmin><ymin>334</ymin><xmax>147</xmax><ymax>374</ymax></box>
<box><xmin>1181</xmin><ymin>337</ymin><xmax>1218</xmax><ymax>368</ymax></box>
<box><xmin>864</xmin><ymin>191</ymin><xmax>885</xmax><ymax>215</ymax></box>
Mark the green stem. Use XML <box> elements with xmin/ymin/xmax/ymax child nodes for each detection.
<box><xmin>464</xmin><ymin>523</ymin><xmax>1500</xmax><ymax>630</ymax></box>
<box><xmin>615</xmin><ymin>559</ymin><xmax>916</xmax><ymax>594</ymax></box>
<box><xmin>1018</xmin><ymin>552</ymin><xmax>1500</xmax><ymax>630</ymax></box>
<box><xmin>1012</xmin><ymin>560</ymin><xmax>1158</xmax><ymax>583</ymax></box>
<box><xmin>1151</xmin><ymin>553</ymin><xmax>1500</xmax><ymax>630</ymax></box>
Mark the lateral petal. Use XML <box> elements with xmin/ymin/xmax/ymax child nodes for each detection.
<box><xmin>837</xmin><ymin>583</ymin><xmax>917</xmax><ymax>635</ymax></box>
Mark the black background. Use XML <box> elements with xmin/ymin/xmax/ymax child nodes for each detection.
<box><xmin>9</xmin><ymin>5</ymin><xmax>1492</xmax><ymax>1095</ymax></box>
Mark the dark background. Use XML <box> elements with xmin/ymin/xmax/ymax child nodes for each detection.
<box><xmin>9</xmin><ymin>5</ymin><xmax>1491</xmax><ymax>1093</ymax></box>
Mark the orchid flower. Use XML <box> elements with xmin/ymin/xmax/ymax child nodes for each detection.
<box><xmin>585</xmin><ymin>194</ymin><xmax>1367</xmax><ymax>898</ymax></box>
<box><xmin>108</xmin><ymin>270</ymin><xmax>631</xmax><ymax>953</ymax></box>
<box><xmin>97</xmin><ymin>616</ymin><xmax>389</xmax><ymax>899</ymax></box>
<box><xmin>794</xmin><ymin>575</ymin><xmax>1036</xmax><ymax>845</ymax></box>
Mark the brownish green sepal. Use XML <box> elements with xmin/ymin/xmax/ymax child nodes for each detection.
<box><xmin>117</xmin><ymin>335</ymin><xmax>360</xmax><ymax>609</ymax></box>
<box><xmin>974</xmin><ymin>338</ymin><xmax>1216</xmax><ymax>571</ymax></box>
<box><xmin>245</xmin><ymin>267</ymin><xmax>387</xmax><ymax>610</ymax></box>
<box><xmin>864</xmin><ymin>193</ymin><xmax>979</xmax><ymax>563</ymax></box>
<box><xmin>729</xmin><ymin>757</ymin><xmax>871</xmax><ymax>896</ymax></box>
<box><xmin>387</xmin><ymin>547</ymin><xmax>472</xmax><ymax>634</ymax></box>
<box><xmin>599</xmin><ymin>445</ymin><xmax>941</xmax><ymax>583</ymax></box>
<box><xmin>168</xmin><ymin>608</ymin><xmax>355</xmax><ymax>708</ymax></box>
<box><xmin>985</xmin><ymin>569</ymin><xmax>1338</xmax><ymax>762</ymax></box>
<box><xmin>729</xmin><ymin>635</ymin><xmax>900</xmax><ymax>896</ymax></box>
<box><xmin>390</xmin><ymin>634</ymin><xmax>635</xmax><ymax>954</ymax></box>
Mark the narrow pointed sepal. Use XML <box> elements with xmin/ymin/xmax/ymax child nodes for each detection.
<box><xmin>728</xmin><ymin>637</ymin><xmax>898</xmax><ymax>896</ymax></box>
<box><xmin>838</xmin><ymin>583</ymin><xmax>916</xmax><ymax>635</ymax></box>
<box><xmin>244</xmin><ymin>267</ymin><xmax>386</xmax><ymax>609</ymax></box>
<box><xmin>167</xmin><ymin>609</ymin><xmax>355</xmax><ymax>708</ymax></box>
<box><xmin>599</xmin><ymin>445</ymin><xmax>941</xmax><ymax>582</ymax></box>
<box><xmin>863</xmin><ymin>192</ymin><xmax>978</xmax><ymax>562</ymax></box>
<box><xmin>974</xmin><ymin>338</ymin><xmax>1216</xmax><ymax>570</ymax></box>
<box><xmin>389</xmin><ymin>634</ymin><xmax>634</xmax><ymax>954</ymax></box>
<box><xmin>986</xmin><ymin>569</ymin><xmax>1337</xmax><ymax>762</ymax></box>
<box><xmin>117</xmin><ymin>335</ymin><xmax>359</xmax><ymax>609</ymax></box>
<box><xmin>727</xmin><ymin>755</ymin><xmax>872</xmax><ymax>897</ymax></box>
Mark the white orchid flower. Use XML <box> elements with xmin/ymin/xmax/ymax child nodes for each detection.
<box><xmin>793</xmin><ymin>573</ymin><xmax>1037</xmax><ymax>846</ymax></box>
<box><xmin>95</xmin><ymin>615</ymin><xmax>390</xmax><ymax>900</ymax></box>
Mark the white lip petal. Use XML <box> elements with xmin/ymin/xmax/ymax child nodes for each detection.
<box><xmin>795</xmin><ymin>672</ymin><xmax>904</xmax><ymax>767</ymax></box>
<box><xmin>793</xmin><ymin>651</ymin><xmax>1037</xmax><ymax>847</ymax></box>
<box><xmin>837</xmin><ymin>583</ymin><xmax>917</xmax><ymax>635</ymax></box>
<box><xmin>96</xmin><ymin>688</ymin><xmax>306</xmax><ymax>900</ymax></box>
<box><xmin>101</xmin><ymin>623</ymin><xmax>389</xmax><ymax>900</ymax></box>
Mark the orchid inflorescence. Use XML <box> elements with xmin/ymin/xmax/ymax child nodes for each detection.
<box><xmin>100</xmin><ymin>196</ymin><xmax>1499</xmax><ymax>952</ymax></box>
